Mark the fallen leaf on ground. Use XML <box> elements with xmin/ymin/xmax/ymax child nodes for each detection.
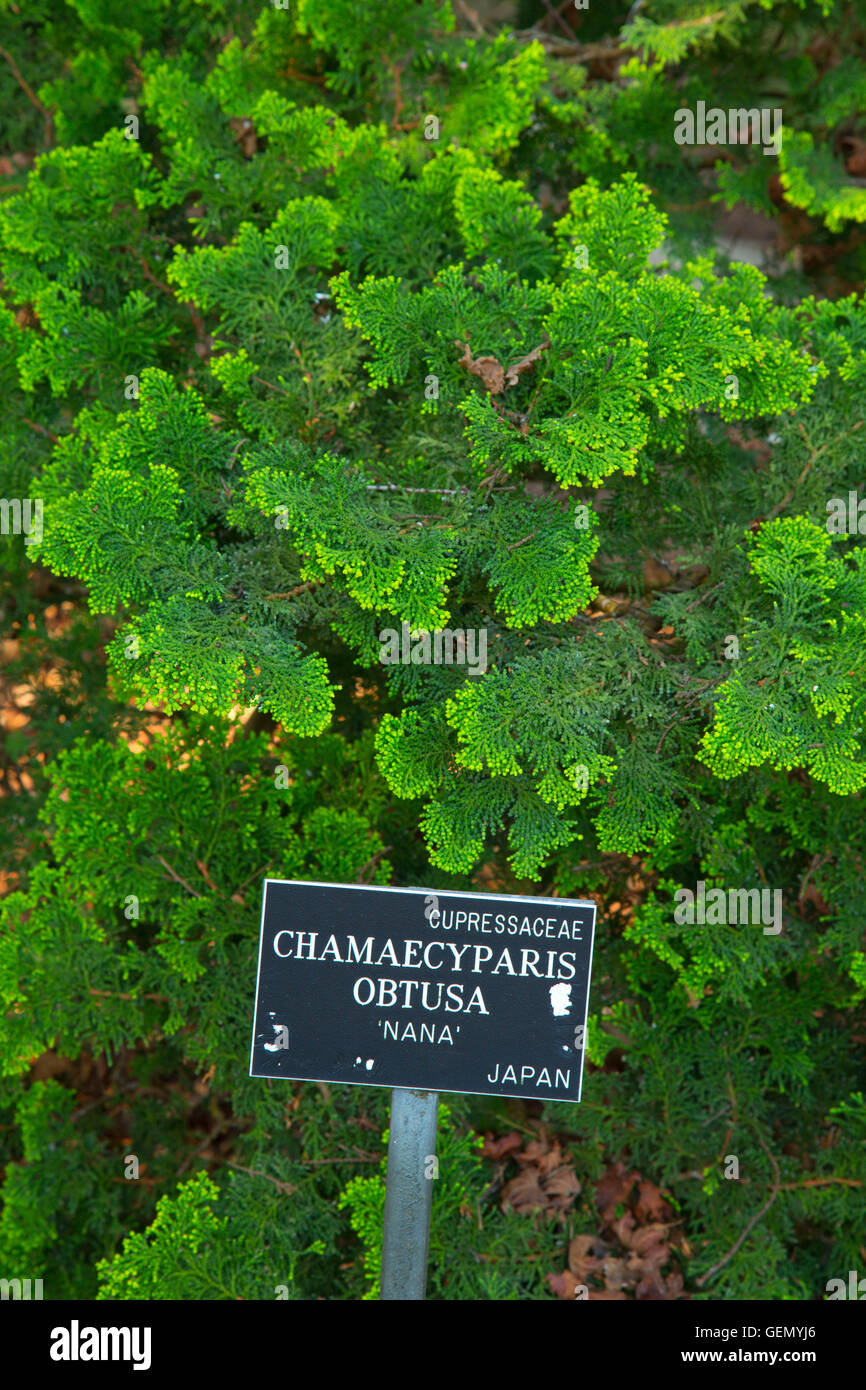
<box><xmin>500</xmin><ymin>1133</ymin><xmax>581</xmax><ymax>1217</ymax></box>
<box><xmin>635</xmin><ymin>1178</ymin><xmax>673</xmax><ymax>1223</ymax></box>
<box><xmin>481</xmin><ymin>1130</ymin><xmax>523</xmax><ymax>1161</ymax></box>
<box><xmin>547</xmin><ymin>1270</ymin><xmax>581</xmax><ymax>1299</ymax></box>
<box><xmin>595</xmin><ymin>1160</ymin><xmax>638</xmax><ymax>1219</ymax></box>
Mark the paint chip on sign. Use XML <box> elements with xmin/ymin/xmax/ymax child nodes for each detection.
<box><xmin>549</xmin><ymin>983</ymin><xmax>572</xmax><ymax>1016</ymax></box>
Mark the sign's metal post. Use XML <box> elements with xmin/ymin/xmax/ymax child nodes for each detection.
<box><xmin>250</xmin><ymin>882</ymin><xmax>597</xmax><ymax>1300</ymax></box>
<box><xmin>380</xmin><ymin>1087</ymin><xmax>439</xmax><ymax>1300</ymax></box>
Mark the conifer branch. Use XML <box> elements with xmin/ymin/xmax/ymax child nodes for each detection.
<box><xmin>156</xmin><ymin>855</ymin><xmax>202</xmax><ymax>897</ymax></box>
<box><xmin>20</xmin><ymin>416</ymin><xmax>59</xmax><ymax>444</ymax></box>
<box><xmin>767</xmin><ymin>420</ymin><xmax>864</xmax><ymax>521</ymax></box>
<box><xmin>0</xmin><ymin>44</ymin><xmax>54</xmax><ymax>145</ymax></box>
<box><xmin>778</xmin><ymin>1177</ymin><xmax>864</xmax><ymax>1190</ymax></box>
<box><xmin>366</xmin><ymin>483</ymin><xmax>516</xmax><ymax>496</ymax></box>
<box><xmin>88</xmin><ymin>989</ymin><xmax>167</xmax><ymax>1002</ymax></box>
<box><xmin>696</xmin><ymin>1133</ymin><xmax>780</xmax><ymax>1288</ymax></box>
<box><xmin>263</xmin><ymin>582</ymin><xmax>320</xmax><ymax>601</ymax></box>
<box><xmin>253</xmin><ymin>376</ymin><xmax>291</xmax><ymax>395</ymax></box>
<box><xmin>126</xmin><ymin>249</ymin><xmax>174</xmax><ymax>297</ymax></box>
<box><xmin>355</xmin><ymin>846</ymin><xmax>392</xmax><ymax>883</ymax></box>
<box><xmin>506</xmin><ymin>529</ymin><xmax>539</xmax><ymax>551</ymax></box>
<box><xmin>798</xmin><ymin>851</ymin><xmax>832</xmax><ymax>900</ymax></box>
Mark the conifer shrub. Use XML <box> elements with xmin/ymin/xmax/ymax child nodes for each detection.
<box><xmin>1</xmin><ymin>0</ymin><xmax>864</xmax><ymax>1301</ymax></box>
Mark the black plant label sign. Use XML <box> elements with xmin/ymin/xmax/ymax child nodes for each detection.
<box><xmin>249</xmin><ymin>881</ymin><xmax>596</xmax><ymax>1101</ymax></box>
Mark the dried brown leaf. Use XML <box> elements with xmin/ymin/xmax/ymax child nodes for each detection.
<box><xmin>229</xmin><ymin>116</ymin><xmax>258</xmax><ymax>157</ymax></box>
<box><xmin>627</xmin><ymin>1222</ymin><xmax>671</xmax><ymax>1259</ymax></box>
<box><xmin>454</xmin><ymin>336</ymin><xmax>549</xmax><ymax>395</ymax></box>
<box><xmin>544</xmin><ymin>1165</ymin><xmax>582</xmax><ymax>1210</ymax></box>
<box><xmin>612</xmin><ymin>1211</ymin><xmax>637</xmax><ymax>1247</ymax></box>
<box><xmin>843</xmin><ymin>137</ymin><xmax>866</xmax><ymax>176</ymax></box>
<box><xmin>547</xmin><ymin>1269</ymin><xmax>580</xmax><ymax>1299</ymax></box>
<box><xmin>481</xmin><ymin>1130</ymin><xmax>524</xmax><ymax>1161</ymax></box>
<box><xmin>642</xmin><ymin>555</ymin><xmax>676</xmax><ymax>590</ymax></box>
<box><xmin>501</xmin><ymin>1169</ymin><xmax>548</xmax><ymax>1214</ymax></box>
<box><xmin>454</xmin><ymin>340</ymin><xmax>505</xmax><ymax>394</ymax></box>
<box><xmin>601</xmin><ymin>1255</ymin><xmax>633</xmax><ymax>1291</ymax></box>
<box><xmin>595</xmin><ymin>1161</ymin><xmax>637</xmax><ymax>1219</ymax></box>
<box><xmin>567</xmin><ymin>1233</ymin><xmax>609</xmax><ymax>1278</ymax></box>
<box><xmin>504</xmin><ymin>335</ymin><xmax>550</xmax><ymax>386</ymax></box>
<box><xmin>635</xmin><ymin>1179</ymin><xmax>673</xmax><ymax>1223</ymax></box>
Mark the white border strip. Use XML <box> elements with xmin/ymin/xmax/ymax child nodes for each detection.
<box><xmin>262</xmin><ymin>877</ymin><xmax>596</xmax><ymax>911</ymax></box>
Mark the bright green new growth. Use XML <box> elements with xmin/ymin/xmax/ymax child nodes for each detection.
<box><xmin>700</xmin><ymin>518</ymin><xmax>866</xmax><ymax>792</ymax></box>
<box><xmin>96</xmin><ymin>1172</ymin><xmax>226</xmax><ymax>1300</ymax></box>
<box><xmin>18</xmin><ymin>151</ymin><xmax>855</xmax><ymax>874</ymax></box>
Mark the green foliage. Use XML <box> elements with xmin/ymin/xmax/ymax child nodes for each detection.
<box><xmin>339</xmin><ymin>1101</ymin><xmax>564</xmax><ymax>1300</ymax></box>
<box><xmin>700</xmin><ymin>517</ymin><xmax>866</xmax><ymax>791</ymax></box>
<box><xmin>96</xmin><ymin>1172</ymin><xmax>226</xmax><ymax>1299</ymax></box>
<box><xmin>777</xmin><ymin>130</ymin><xmax>866</xmax><ymax>234</ymax></box>
<box><xmin>2</xmin><ymin>0</ymin><xmax>866</xmax><ymax>1306</ymax></box>
<box><xmin>0</xmin><ymin>1080</ymin><xmax>122</xmax><ymax>1296</ymax></box>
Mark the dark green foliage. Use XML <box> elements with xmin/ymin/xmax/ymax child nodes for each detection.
<box><xmin>338</xmin><ymin>1102</ymin><xmax>566</xmax><ymax>1300</ymax></box>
